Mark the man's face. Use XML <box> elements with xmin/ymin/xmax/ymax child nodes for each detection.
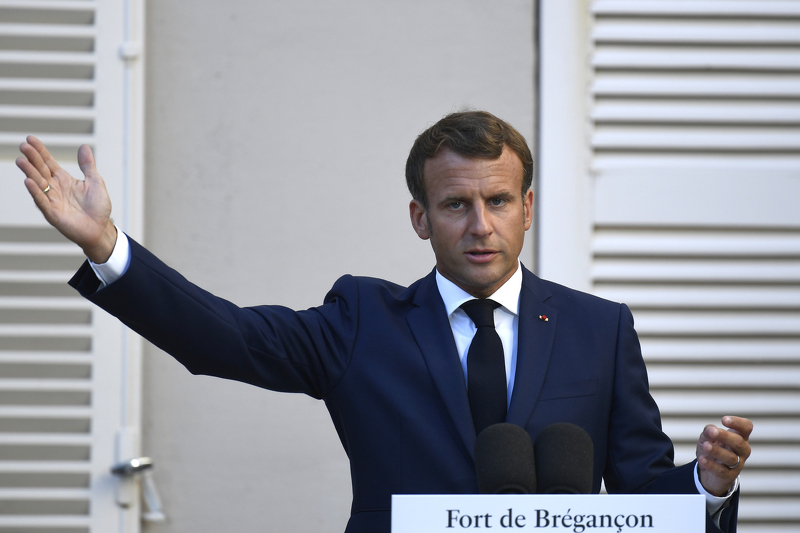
<box><xmin>409</xmin><ymin>147</ymin><xmax>533</xmax><ymax>298</ymax></box>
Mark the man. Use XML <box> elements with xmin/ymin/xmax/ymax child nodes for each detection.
<box><xmin>17</xmin><ymin>111</ymin><xmax>751</xmax><ymax>533</ymax></box>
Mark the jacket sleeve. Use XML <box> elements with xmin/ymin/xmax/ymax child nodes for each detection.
<box><xmin>603</xmin><ymin>303</ymin><xmax>676</xmax><ymax>494</ymax></box>
<box><xmin>602</xmin><ymin>304</ymin><xmax>739</xmax><ymax>533</ymax></box>
<box><xmin>70</xmin><ymin>237</ymin><xmax>358</xmax><ymax>399</ymax></box>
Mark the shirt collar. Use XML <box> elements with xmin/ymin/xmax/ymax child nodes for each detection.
<box><xmin>435</xmin><ymin>262</ymin><xmax>523</xmax><ymax>318</ymax></box>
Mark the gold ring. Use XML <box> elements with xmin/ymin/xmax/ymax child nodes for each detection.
<box><xmin>43</xmin><ymin>185</ymin><xmax>50</xmax><ymax>194</ymax></box>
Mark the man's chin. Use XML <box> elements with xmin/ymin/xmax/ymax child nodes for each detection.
<box><xmin>454</xmin><ymin>271</ymin><xmax>509</xmax><ymax>297</ymax></box>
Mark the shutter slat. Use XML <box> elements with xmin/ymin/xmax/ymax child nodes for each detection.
<box><xmin>593</xmin><ymin>22</ymin><xmax>800</xmax><ymax>45</ymax></box>
<box><xmin>643</xmin><ymin>343</ymin><xmax>800</xmax><ymax>366</ymax></box>
<box><xmin>592</xmin><ymin>129</ymin><xmax>800</xmax><ymax>151</ymax></box>
<box><xmin>736</xmin><ymin>500</ymin><xmax>800</xmax><ymax>521</ymax></box>
<box><xmin>0</xmin><ymin>355</ymin><xmax>92</xmax><ymax>365</ymax></box>
<box><xmin>593</xmin><ymin>102</ymin><xmax>800</xmax><ymax>124</ymax></box>
<box><xmin>0</xmin><ymin>462</ymin><xmax>89</xmax><ymax>473</ymax></box>
<box><xmin>593</xmin><ymin>155</ymin><xmax>800</xmax><ymax>172</ymax></box>
<box><xmin>0</xmin><ymin>23</ymin><xmax>95</xmax><ymax>38</ymax></box>
<box><xmin>593</xmin><ymin>261</ymin><xmax>800</xmax><ymax>282</ymax></box>
<box><xmin>593</xmin><ymin>75</ymin><xmax>800</xmax><ymax>98</ymax></box>
<box><xmin>593</xmin><ymin>49</ymin><xmax>800</xmax><ymax>71</ymax></box>
<box><xmin>593</xmin><ymin>0</ymin><xmax>800</xmax><ymax>17</ymax></box>
<box><xmin>652</xmin><ymin>391</ymin><xmax>800</xmax><ymax>414</ymax></box>
<box><xmin>0</xmin><ymin>489</ymin><xmax>90</xmax><ymax>498</ymax></box>
<box><xmin>662</xmin><ymin>418</ymin><xmax>800</xmax><ymax>441</ymax></box>
<box><xmin>0</xmin><ymin>380</ymin><xmax>90</xmax><ymax>391</ymax></box>
<box><xmin>641</xmin><ymin>338</ymin><xmax>800</xmax><ymax>361</ymax></box>
<box><xmin>675</xmin><ymin>445</ymin><xmax>800</xmax><ymax>468</ymax></box>
<box><xmin>0</xmin><ymin>435</ymin><xmax>90</xmax><ymax>445</ymax></box>
<box><xmin>0</xmin><ymin>300</ymin><xmax>92</xmax><ymax>311</ymax></box>
<box><xmin>0</xmin><ymin>1</ymin><xmax>95</xmax><ymax>11</ymax></box>
<box><xmin>596</xmin><ymin>286</ymin><xmax>800</xmax><ymax>308</ymax></box>
<box><xmin>0</xmin><ymin>324</ymin><xmax>93</xmax><ymax>335</ymax></box>
<box><xmin>0</xmin><ymin>51</ymin><xmax>94</xmax><ymax>66</ymax></box>
<box><xmin>0</xmin><ymin>515</ymin><xmax>90</xmax><ymax>527</ymax></box>
<box><xmin>0</xmin><ymin>407</ymin><xmax>91</xmax><ymax>418</ymax></box>
<box><xmin>0</xmin><ymin>133</ymin><xmax>93</xmax><ymax>147</ymax></box>
<box><xmin>633</xmin><ymin>312</ymin><xmax>800</xmax><ymax>336</ymax></box>
<box><xmin>737</xmin><ymin>471</ymin><xmax>800</xmax><ymax>494</ymax></box>
<box><xmin>0</xmin><ymin>106</ymin><xmax>95</xmax><ymax>120</ymax></box>
<box><xmin>0</xmin><ymin>243</ymin><xmax>85</xmax><ymax>255</ymax></box>
<box><xmin>0</xmin><ymin>78</ymin><xmax>95</xmax><ymax>91</ymax></box>
<box><xmin>593</xmin><ymin>232</ymin><xmax>800</xmax><ymax>256</ymax></box>
<box><xmin>648</xmin><ymin>365</ymin><xmax>800</xmax><ymax>388</ymax></box>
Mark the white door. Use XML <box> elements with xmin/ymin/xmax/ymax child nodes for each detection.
<box><xmin>539</xmin><ymin>1</ymin><xmax>800</xmax><ymax>531</ymax></box>
<box><xmin>0</xmin><ymin>1</ymin><xmax>144</xmax><ymax>531</ymax></box>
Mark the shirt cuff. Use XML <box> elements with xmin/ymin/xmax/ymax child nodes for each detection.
<box><xmin>694</xmin><ymin>461</ymin><xmax>739</xmax><ymax>516</ymax></box>
<box><xmin>88</xmin><ymin>229</ymin><xmax>130</xmax><ymax>288</ymax></box>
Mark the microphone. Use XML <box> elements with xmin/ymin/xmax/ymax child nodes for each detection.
<box><xmin>534</xmin><ymin>422</ymin><xmax>594</xmax><ymax>494</ymax></box>
<box><xmin>474</xmin><ymin>423</ymin><xmax>536</xmax><ymax>494</ymax></box>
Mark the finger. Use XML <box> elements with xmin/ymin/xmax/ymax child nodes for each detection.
<box><xmin>697</xmin><ymin>424</ymin><xmax>715</xmax><ymax>444</ymax></box>
<box><xmin>16</xmin><ymin>157</ymin><xmax>52</xmax><ymax>197</ymax></box>
<box><xmin>18</xmin><ymin>142</ymin><xmax>51</xmax><ymax>184</ymax></box>
<box><xmin>77</xmin><ymin>145</ymin><xmax>99</xmax><ymax>182</ymax></box>
<box><xmin>703</xmin><ymin>424</ymin><xmax>751</xmax><ymax>458</ymax></box>
<box><xmin>696</xmin><ymin>423</ymin><xmax>721</xmax><ymax>449</ymax></box>
<box><xmin>26</xmin><ymin>135</ymin><xmax>63</xmax><ymax>177</ymax></box>
<box><xmin>23</xmin><ymin>176</ymin><xmax>55</xmax><ymax>219</ymax></box>
<box><xmin>698</xmin><ymin>452</ymin><xmax>738</xmax><ymax>474</ymax></box>
<box><xmin>697</xmin><ymin>426</ymin><xmax>750</xmax><ymax>466</ymax></box>
<box><xmin>698</xmin><ymin>452</ymin><xmax>741</xmax><ymax>485</ymax></box>
<box><xmin>722</xmin><ymin>416</ymin><xmax>753</xmax><ymax>440</ymax></box>
<box><xmin>701</xmin><ymin>437</ymin><xmax>742</xmax><ymax>469</ymax></box>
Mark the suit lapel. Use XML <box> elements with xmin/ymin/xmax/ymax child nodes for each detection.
<box><xmin>406</xmin><ymin>271</ymin><xmax>476</xmax><ymax>457</ymax></box>
<box><xmin>405</xmin><ymin>267</ymin><xmax>559</xmax><ymax>457</ymax></box>
<box><xmin>506</xmin><ymin>267</ymin><xmax>558</xmax><ymax>426</ymax></box>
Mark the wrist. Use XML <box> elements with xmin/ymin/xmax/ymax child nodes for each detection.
<box><xmin>83</xmin><ymin>221</ymin><xmax>117</xmax><ymax>264</ymax></box>
<box><xmin>698</xmin><ymin>463</ymin><xmax>734</xmax><ymax>497</ymax></box>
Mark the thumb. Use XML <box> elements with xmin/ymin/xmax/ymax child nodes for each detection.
<box><xmin>77</xmin><ymin>144</ymin><xmax>99</xmax><ymax>181</ymax></box>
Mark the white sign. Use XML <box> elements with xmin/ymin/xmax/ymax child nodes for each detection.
<box><xmin>392</xmin><ymin>494</ymin><xmax>705</xmax><ymax>533</ymax></box>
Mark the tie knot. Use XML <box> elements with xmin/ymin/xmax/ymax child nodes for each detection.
<box><xmin>460</xmin><ymin>299</ymin><xmax>500</xmax><ymax>328</ymax></box>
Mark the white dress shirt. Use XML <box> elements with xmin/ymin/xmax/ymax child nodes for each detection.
<box><xmin>435</xmin><ymin>264</ymin><xmax>522</xmax><ymax>407</ymax></box>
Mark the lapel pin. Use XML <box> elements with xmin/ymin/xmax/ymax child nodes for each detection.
<box><xmin>539</xmin><ymin>315</ymin><xmax>549</xmax><ymax>322</ymax></box>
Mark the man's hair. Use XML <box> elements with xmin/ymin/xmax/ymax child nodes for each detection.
<box><xmin>405</xmin><ymin>110</ymin><xmax>533</xmax><ymax>209</ymax></box>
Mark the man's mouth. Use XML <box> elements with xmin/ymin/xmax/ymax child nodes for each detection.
<box><xmin>465</xmin><ymin>250</ymin><xmax>498</xmax><ymax>262</ymax></box>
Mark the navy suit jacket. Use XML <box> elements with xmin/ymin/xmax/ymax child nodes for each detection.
<box><xmin>70</xmin><ymin>238</ymin><xmax>738</xmax><ymax>533</ymax></box>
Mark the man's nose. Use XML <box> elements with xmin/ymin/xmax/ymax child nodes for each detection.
<box><xmin>469</xmin><ymin>205</ymin><xmax>493</xmax><ymax>236</ymax></box>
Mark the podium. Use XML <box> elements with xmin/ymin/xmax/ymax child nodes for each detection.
<box><xmin>392</xmin><ymin>494</ymin><xmax>705</xmax><ymax>532</ymax></box>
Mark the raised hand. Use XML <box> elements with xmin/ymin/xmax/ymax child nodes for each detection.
<box><xmin>696</xmin><ymin>416</ymin><xmax>753</xmax><ymax>496</ymax></box>
<box><xmin>16</xmin><ymin>136</ymin><xmax>117</xmax><ymax>263</ymax></box>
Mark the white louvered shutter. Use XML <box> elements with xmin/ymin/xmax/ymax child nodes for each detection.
<box><xmin>0</xmin><ymin>1</ymin><xmax>144</xmax><ymax>532</ymax></box>
<box><xmin>540</xmin><ymin>1</ymin><xmax>800</xmax><ymax>532</ymax></box>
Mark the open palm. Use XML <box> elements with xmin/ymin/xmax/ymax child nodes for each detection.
<box><xmin>16</xmin><ymin>136</ymin><xmax>115</xmax><ymax>262</ymax></box>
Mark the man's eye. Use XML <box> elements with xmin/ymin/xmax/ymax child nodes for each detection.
<box><xmin>490</xmin><ymin>198</ymin><xmax>506</xmax><ymax>206</ymax></box>
<box><xmin>448</xmin><ymin>201</ymin><xmax>463</xmax><ymax>209</ymax></box>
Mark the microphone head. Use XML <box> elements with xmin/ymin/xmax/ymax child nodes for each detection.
<box><xmin>474</xmin><ymin>423</ymin><xmax>536</xmax><ymax>494</ymax></box>
<box><xmin>534</xmin><ymin>422</ymin><xmax>594</xmax><ymax>494</ymax></box>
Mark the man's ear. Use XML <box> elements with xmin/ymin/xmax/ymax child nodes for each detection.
<box><xmin>522</xmin><ymin>189</ymin><xmax>534</xmax><ymax>231</ymax></box>
<box><xmin>409</xmin><ymin>200</ymin><xmax>431</xmax><ymax>240</ymax></box>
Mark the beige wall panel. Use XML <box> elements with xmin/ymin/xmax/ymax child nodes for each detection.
<box><xmin>142</xmin><ymin>1</ymin><xmax>534</xmax><ymax>532</ymax></box>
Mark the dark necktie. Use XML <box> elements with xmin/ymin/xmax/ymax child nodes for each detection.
<box><xmin>461</xmin><ymin>299</ymin><xmax>506</xmax><ymax>436</ymax></box>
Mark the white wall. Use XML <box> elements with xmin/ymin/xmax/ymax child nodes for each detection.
<box><xmin>141</xmin><ymin>1</ymin><xmax>535</xmax><ymax>531</ymax></box>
